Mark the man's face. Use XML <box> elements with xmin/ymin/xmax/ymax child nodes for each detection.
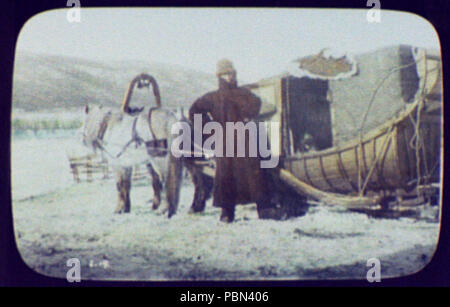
<box><xmin>220</xmin><ymin>72</ymin><xmax>236</xmax><ymax>84</ymax></box>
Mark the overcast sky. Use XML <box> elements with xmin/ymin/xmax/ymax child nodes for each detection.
<box><xmin>16</xmin><ymin>8</ymin><xmax>440</xmax><ymax>82</ymax></box>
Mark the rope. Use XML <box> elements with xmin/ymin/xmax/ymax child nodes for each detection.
<box><xmin>286</xmin><ymin>76</ymin><xmax>293</xmax><ymax>155</ymax></box>
<box><xmin>356</xmin><ymin>53</ymin><xmax>427</xmax><ymax>195</ymax></box>
<box><xmin>411</xmin><ymin>51</ymin><xmax>429</xmax><ymax>192</ymax></box>
<box><xmin>358</xmin><ymin>124</ymin><xmax>396</xmax><ymax>196</ymax></box>
<box><xmin>358</xmin><ymin>56</ymin><xmax>425</xmax><ymax>139</ymax></box>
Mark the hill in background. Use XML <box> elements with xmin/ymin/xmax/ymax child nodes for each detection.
<box><xmin>12</xmin><ymin>52</ymin><xmax>217</xmax><ymax>112</ymax></box>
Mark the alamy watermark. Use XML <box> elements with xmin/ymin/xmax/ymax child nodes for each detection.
<box><xmin>66</xmin><ymin>0</ymin><xmax>81</xmax><ymax>23</ymax></box>
<box><xmin>366</xmin><ymin>0</ymin><xmax>381</xmax><ymax>23</ymax></box>
<box><xmin>66</xmin><ymin>258</ymin><xmax>81</xmax><ymax>282</ymax></box>
<box><xmin>171</xmin><ymin>114</ymin><xmax>280</xmax><ymax>168</ymax></box>
<box><xmin>366</xmin><ymin>258</ymin><xmax>381</xmax><ymax>282</ymax></box>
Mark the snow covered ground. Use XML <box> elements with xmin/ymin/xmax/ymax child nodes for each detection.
<box><xmin>11</xmin><ymin>131</ymin><xmax>441</xmax><ymax>281</ymax></box>
<box><xmin>11</xmin><ymin>130</ymin><xmax>80</xmax><ymax>200</ymax></box>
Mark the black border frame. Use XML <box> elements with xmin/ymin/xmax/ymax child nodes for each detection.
<box><xmin>1</xmin><ymin>0</ymin><xmax>449</xmax><ymax>294</ymax></box>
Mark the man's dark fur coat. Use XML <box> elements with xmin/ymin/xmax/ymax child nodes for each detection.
<box><xmin>189</xmin><ymin>78</ymin><xmax>273</xmax><ymax>207</ymax></box>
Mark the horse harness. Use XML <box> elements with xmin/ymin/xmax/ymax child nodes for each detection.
<box><xmin>95</xmin><ymin>107</ymin><xmax>168</xmax><ymax>159</ymax></box>
<box><xmin>146</xmin><ymin>107</ymin><xmax>168</xmax><ymax>157</ymax></box>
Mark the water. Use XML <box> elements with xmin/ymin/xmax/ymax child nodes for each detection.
<box><xmin>11</xmin><ymin>129</ymin><xmax>85</xmax><ymax>200</ymax></box>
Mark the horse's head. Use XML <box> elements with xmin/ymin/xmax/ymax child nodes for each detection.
<box><xmin>82</xmin><ymin>104</ymin><xmax>112</xmax><ymax>153</ymax></box>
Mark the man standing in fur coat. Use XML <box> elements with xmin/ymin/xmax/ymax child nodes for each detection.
<box><xmin>189</xmin><ymin>59</ymin><xmax>282</xmax><ymax>223</ymax></box>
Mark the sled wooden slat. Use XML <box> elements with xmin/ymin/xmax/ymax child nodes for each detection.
<box><xmin>68</xmin><ymin>155</ymin><xmax>150</xmax><ymax>183</ymax></box>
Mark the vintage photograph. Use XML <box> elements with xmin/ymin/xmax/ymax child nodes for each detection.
<box><xmin>11</xmin><ymin>8</ymin><xmax>442</xmax><ymax>280</ymax></box>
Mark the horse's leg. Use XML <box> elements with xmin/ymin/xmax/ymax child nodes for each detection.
<box><xmin>115</xmin><ymin>167</ymin><xmax>132</xmax><ymax>214</ymax></box>
<box><xmin>186</xmin><ymin>161</ymin><xmax>213</xmax><ymax>213</ymax></box>
<box><xmin>146</xmin><ymin>163</ymin><xmax>162</xmax><ymax>210</ymax></box>
<box><xmin>186</xmin><ymin>161</ymin><xmax>205</xmax><ymax>213</ymax></box>
<box><xmin>166</xmin><ymin>154</ymin><xmax>184</xmax><ymax>218</ymax></box>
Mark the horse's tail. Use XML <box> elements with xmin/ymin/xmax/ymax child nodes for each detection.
<box><xmin>166</xmin><ymin>147</ymin><xmax>184</xmax><ymax>218</ymax></box>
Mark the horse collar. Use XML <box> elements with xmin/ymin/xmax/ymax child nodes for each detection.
<box><xmin>148</xmin><ymin>107</ymin><xmax>159</xmax><ymax>141</ymax></box>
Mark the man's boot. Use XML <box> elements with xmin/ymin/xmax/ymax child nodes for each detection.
<box><xmin>220</xmin><ymin>204</ymin><xmax>235</xmax><ymax>223</ymax></box>
<box><xmin>257</xmin><ymin>202</ymin><xmax>287</xmax><ymax>220</ymax></box>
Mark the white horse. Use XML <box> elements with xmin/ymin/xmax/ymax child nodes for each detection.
<box><xmin>81</xmin><ymin>104</ymin><xmax>183</xmax><ymax>217</ymax></box>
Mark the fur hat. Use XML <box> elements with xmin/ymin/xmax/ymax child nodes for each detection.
<box><xmin>216</xmin><ymin>59</ymin><xmax>236</xmax><ymax>76</ymax></box>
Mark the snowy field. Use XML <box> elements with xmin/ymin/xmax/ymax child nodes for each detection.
<box><xmin>11</xmin><ymin>130</ymin><xmax>441</xmax><ymax>281</ymax></box>
<box><xmin>11</xmin><ymin>129</ymin><xmax>80</xmax><ymax>200</ymax></box>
